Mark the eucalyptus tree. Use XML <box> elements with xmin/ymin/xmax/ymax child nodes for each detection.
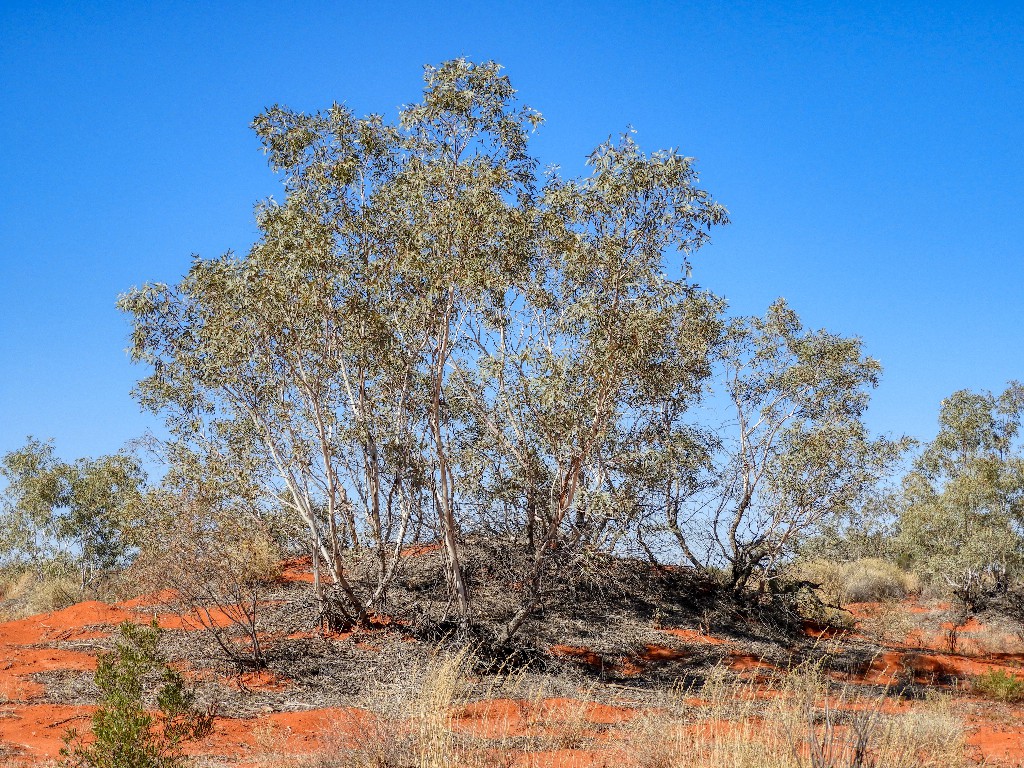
<box><xmin>120</xmin><ymin>61</ymin><xmax>538</xmax><ymax>626</ymax></box>
<box><xmin>664</xmin><ymin>300</ymin><xmax>907</xmax><ymax>592</ymax></box>
<box><xmin>0</xmin><ymin>438</ymin><xmax>145</xmax><ymax>588</ymax></box>
<box><xmin>896</xmin><ymin>383</ymin><xmax>1024</xmax><ymax>606</ymax></box>
<box><xmin>448</xmin><ymin>134</ymin><xmax>728</xmax><ymax>639</ymax></box>
<box><xmin>64</xmin><ymin>453</ymin><xmax>147</xmax><ymax>588</ymax></box>
<box><xmin>120</xmin><ymin>59</ymin><xmax>729</xmax><ymax>633</ymax></box>
<box><xmin>369</xmin><ymin>60</ymin><xmax>544</xmax><ymax>624</ymax></box>
<box><xmin>121</xmin><ymin>111</ymin><xmax>416</xmax><ymax>626</ymax></box>
<box><xmin>0</xmin><ymin>437</ymin><xmax>67</xmax><ymax>570</ymax></box>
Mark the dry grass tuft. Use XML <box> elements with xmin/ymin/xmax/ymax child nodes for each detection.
<box><xmin>627</xmin><ymin>662</ymin><xmax>965</xmax><ymax>768</ymax></box>
<box><xmin>258</xmin><ymin>654</ymin><xmax>967</xmax><ymax>768</ymax></box>
<box><xmin>0</xmin><ymin>569</ymin><xmax>78</xmax><ymax>619</ymax></box>
<box><xmin>959</xmin><ymin>619</ymin><xmax>1024</xmax><ymax>656</ymax></box>
<box><xmin>292</xmin><ymin>647</ymin><xmax>514</xmax><ymax>768</ymax></box>
<box><xmin>796</xmin><ymin>559</ymin><xmax>919</xmax><ymax>607</ymax></box>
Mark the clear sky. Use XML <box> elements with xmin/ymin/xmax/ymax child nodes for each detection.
<box><xmin>1</xmin><ymin>0</ymin><xmax>1022</xmax><ymax>462</ymax></box>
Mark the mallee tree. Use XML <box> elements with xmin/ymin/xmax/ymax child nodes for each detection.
<box><xmin>119</xmin><ymin>59</ymin><xmax>892</xmax><ymax>638</ymax></box>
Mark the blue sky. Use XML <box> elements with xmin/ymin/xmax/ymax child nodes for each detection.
<box><xmin>1</xmin><ymin>0</ymin><xmax>1022</xmax><ymax>462</ymax></box>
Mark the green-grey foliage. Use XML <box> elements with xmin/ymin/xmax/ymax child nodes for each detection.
<box><xmin>118</xmin><ymin>59</ymin><xmax>729</xmax><ymax>633</ymax></box>
<box><xmin>60</xmin><ymin>621</ymin><xmax>212</xmax><ymax>768</ymax></box>
<box><xmin>798</xmin><ymin>487</ymin><xmax>906</xmax><ymax>566</ymax></box>
<box><xmin>896</xmin><ymin>382</ymin><xmax>1024</xmax><ymax>607</ymax></box>
<box><xmin>663</xmin><ymin>300</ymin><xmax>909</xmax><ymax>591</ymax></box>
<box><xmin>117</xmin><ymin>58</ymin><xmax>909</xmax><ymax>634</ymax></box>
<box><xmin>0</xmin><ymin>438</ymin><xmax>145</xmax><ymax>589</ymax></box>
<box><xmin>973</xmin><ymin>668</ymin><xmax>1024</xmax><ymax>702</ymax></box>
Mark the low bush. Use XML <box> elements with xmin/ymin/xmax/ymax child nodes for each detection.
<box><xmin>60</xmin><ymin>621</ymin><xmax>213</xmax><ymax>768</ymax></box>
<box><xmin>972</xmin><ymin>669</ymin><xmax>1024</xmax><ymax>703</ymax></box>
<box><xmin>842</xmin><ymin>558</ymin><xmax>919</xmax><ymax>603</ymax></box>
<box><xmin>792</xmin><ymin>560</ymin><xmax>845</xmax><ymax>605</ymax></box>
<box><xmin>131</xmin><ymin>503</ymin><xmax>284</xmax><ymax>670</ymax></box>
<box><xmin>858</xmin><ymin>601</ymin><xmax>920</xmax><ymax>646</ymax></box>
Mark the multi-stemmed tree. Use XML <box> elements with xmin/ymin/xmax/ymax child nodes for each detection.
<box><xmin>120</xmin><ymin>59</ymin><xmax>899</xmax><ymax>637</ymax></box>
<box><xmin>660</xmin><ymin>300</ymin><xmax>908</xmax><ymax>592</ymax></box>
<box><xmin>119</xmin><ymin>60</ymin><xmax>730</xmax><ymax>634</ymax></box>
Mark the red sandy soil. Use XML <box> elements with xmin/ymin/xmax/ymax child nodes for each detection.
<box><xmin>552</xmin><ymin>630</ymin><xmax>775</xmax><ymax>678</ymax></box>
<box><xmin>6</xmin><ymin>584</ymin><xmax>1024</xmax><ymax>766</ymax></box>
<box><xmin>279</xmin><ymin>545</ymin><xmax>441</xmax><ymax>586</ymax></box>
<box><xmin>400</xmin><ymin>542</ymin><xmax>442</xmax><ymax>558</ymax></box>
<box><xmin>0</xmin><ymin>704</ymin><xmax>94</xmax><ymax>760</ymax></box>
<box><xmin>968</xmin><ymin>714</ymin><xmax>1024</xmax><ymax>765</ymax></box>
<box><xmin>184</xmin><ymin>706</ymin><xmax>374</xmax><ymax>762</ymax></box>
<box><xmin>658</xmin><ymin>628</ymin><xmax>728</xmax><ymax>644</ymax></box>
<box><xmin>0</xmin><ymin>602</ymin><xmax>133</xmax><ymax>760</ymax></box>
<box><xmin>279</xmin><ymin>556</ymin><xmax>316</xmax><ymax>584</ymax></box>
<box><xmin>546</xmin><ymin>608</ymin><xmax>1024</xmax><ymax>766</ymax></box>
<box><xmin>451</xmin><ymin>698</ymin><xmax>637</xmax><ymax>739</ymax></box>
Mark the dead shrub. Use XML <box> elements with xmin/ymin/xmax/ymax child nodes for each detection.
<box><xmin>857</xmin><ymin>601</ymin><xmax>919</xmax><ymax>646</ymax></box>
<box><xmin>133</xmin><ymin>500</ymin><xmax>284</xmax><ymax>670</ymax></box>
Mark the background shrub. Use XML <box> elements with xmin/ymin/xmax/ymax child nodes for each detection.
<box><xmin>841</xmin><ymin>558</ymin><xmax>919</xmax><ymax>603</ymax></box>
<box><xmin>973</xmin><ymin>669</ymin><xmax>1024</xmax><ymax>703</ymax></box>
<box><xmin>794</xmin><ymin>558</ymin><xmax>919</xmax><ymax>606</ymax></box>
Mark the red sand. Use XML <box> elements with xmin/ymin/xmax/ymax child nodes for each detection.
<box><xmin>187</xmin><ymin>706</ymin><xmax>372</xmax><ymax>758</ymax></box>
<box><xmin>401</xmin><ymin>543</ymin><xmax>442</xmax><ymax>558</ymax></box>
<box><xmin>7</xmin><ymin>590</ymin><xmax>1024</xmax><ymax>765</ymax></box>
<box><xmin>658</xmin><ymin>627</ymin><xmax>729</xmax><ymax>644</ymax></box>
<box><xmin>549</xmin><ymin>645</ymin><xmax>606</xmax><ymax>670</ymax></box>
<box><xmin>451</xmin><ymin>697</ymin><xmax>637</xmax><ymax>739</ymax></box>
<box><xmin>968</xmin><ymin>716</ymin><xmax>1024</xmax><ymax>765</ymax></box>
<box><xmin>278</xmin><ymin>556</ymin><xmax>316</xmax><ymax>584</ymax></box>
<box><xmin>0</xmin><ymin>704</ymin><xmax>94</xmax><ymax>760</ymax></box>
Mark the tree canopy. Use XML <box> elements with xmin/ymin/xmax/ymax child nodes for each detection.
<box><xmin>116</xmin><ymin>59</ymin><xmax>899</xmax><ymax>638</ymax></box>
<box><xmin>897</xmin><ymin>382</ymin><xmax>1024</xmax><ymax>606</ymax></box>
<box><xmin>0</xmin><ymin>438</ymin><xmax>145</xmax><ymax>589</ymax></box>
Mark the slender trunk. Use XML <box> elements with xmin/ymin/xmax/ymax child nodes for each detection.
<box><xmin>300</xmin><ymin>503</ymin><xmax>366</xmax><ymax>626</ymax></box>
<box><xmin>311</xmin><ymin>540</ymin><xmax>324</xmax><ymax>628</ymax></box>
<box><xmin>434</xmin><ymin>477</ymin><xmax>470</xmax><ymax>626</ymax></box>
<box><xmin>428</xmin><ymin>310</ymin><xmax>471</xmax><ymax>626</ymax></box>
<box><xmin>370</xmin><ymin>484</ymin><xmax>414</xmax><ymax>608</ymax></box>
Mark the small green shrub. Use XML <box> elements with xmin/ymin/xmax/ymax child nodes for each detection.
<box><xmin>60</xmin><ymin>621</ymin><xmax>213</xmax><ymax>768</ymax></box>
<box><xmin>972</xmin><ymin>669</ymin><xmax>1024</xmax><ymax>703</ymax></box>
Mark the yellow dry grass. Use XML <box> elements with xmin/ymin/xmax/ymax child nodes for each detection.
<box><xmin>264</xmin><ymin>654</ymin><xmax>967</xmax><ymax>768</ymax></box>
